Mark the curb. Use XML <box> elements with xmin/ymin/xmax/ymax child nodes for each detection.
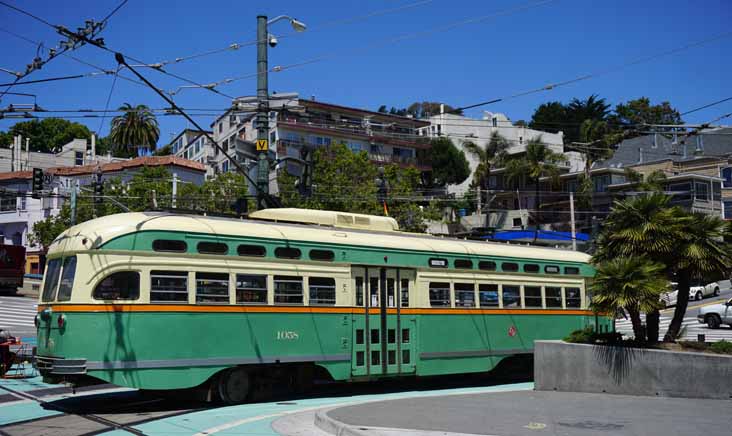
<box><xmin>314</xmin><ymin>408</ymin><xmax>373</xmax><ymax>436</ymax></box>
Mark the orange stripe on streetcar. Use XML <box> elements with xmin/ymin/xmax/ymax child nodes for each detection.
<box><xmin>39</xmin><ymin>304</ymin><xmax>594</xmax><ymax>316</ymax></box>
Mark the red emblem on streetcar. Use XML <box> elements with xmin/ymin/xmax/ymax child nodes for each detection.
<box><xmin>508</xmin><ymin>325</ymin><xmax>517</xmax><ymax>337</ymax></box>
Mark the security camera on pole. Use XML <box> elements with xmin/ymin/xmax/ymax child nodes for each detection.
<box><xmin>255</xmin><ymin>14</ymin><xmax>307</xmax><ymax>209</ymax></box>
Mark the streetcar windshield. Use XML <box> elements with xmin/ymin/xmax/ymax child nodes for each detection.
<box><xmin>57</xmin><ymin>256</ymin><xmax>78</xmax><ymax>302</ymax></box>
<box><xmin>41</xmin><ymin>258</ymin><xmax>62</xmax><ymax>302</ymax></box>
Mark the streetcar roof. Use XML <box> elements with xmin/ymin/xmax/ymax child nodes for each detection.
<box><xmin>48</xmin><ymin>211</ymin><xmax>591</xmax><ymax>263</ymax></box>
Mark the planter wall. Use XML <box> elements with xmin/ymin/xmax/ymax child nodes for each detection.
<box><xmin>535</xmin><ymin>340</ymin><xmax>732</xmax><ymax>400</ymax></box>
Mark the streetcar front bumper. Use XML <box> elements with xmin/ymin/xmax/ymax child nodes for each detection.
<box><xmin>35</xmin><ymin>356</ymin><xmax>87</xmax><ymax>376</ymax></box>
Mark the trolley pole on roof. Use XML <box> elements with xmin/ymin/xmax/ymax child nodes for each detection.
<box><xmin>254</xmin><ymin>14</ymin><xmax>307</xmax><ymax>209</ymax></box>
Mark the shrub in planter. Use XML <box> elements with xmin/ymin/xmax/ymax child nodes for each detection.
<box><xmin>710</xmin><ymin>340</ymin><xmax>732</xmax><ymax>354</ymax></box>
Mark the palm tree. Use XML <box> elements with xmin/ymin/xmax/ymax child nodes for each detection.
<box><xmin>593</xmin><ymin>193</ymin><xmax>684</xmax><ymax>342</ymax></box>
<box><xmin>463</xmin><ymin>132</ymin><xmax>509</xmax><ymax>221</ymax></box>
<box><xmin>110</xmin><ymin>103</ymin><xmax>160</xmax><ymax>157</ymax></box>
<box><xmin>664</xmin><ymin>213</ymin><xmax>731</xmax><ymax>341</ymax></box>
<box><xmin>590</xmin><ymin>256</ymin><xmax>669</xmax><ymax>341</ymax></box>
<box><xmin>503</xmin><ymin>136</ymin><xmax>567</xmax><ymax>238</ymax></box>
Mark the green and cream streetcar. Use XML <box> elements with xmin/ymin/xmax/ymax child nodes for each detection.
<box><xmin>35</xmin><ymin>208</ymin><xmax>608</xmax><ymax>403</ymax></box>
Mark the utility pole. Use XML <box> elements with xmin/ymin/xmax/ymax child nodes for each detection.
<box><xmin>569</xmin><ymin>191</ymin><xmax>577</xmax><ymax>251</ymax></box>
<box><xmin>255</xmin><ymin>15</ymin><xmax>270</xmax><ymax>210</ymax></box>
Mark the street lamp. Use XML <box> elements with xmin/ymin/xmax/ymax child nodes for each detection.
<box><xmin>255</xmin><ymin>14</ymin><xmax>307</xmax><ymax>209</ymax></box>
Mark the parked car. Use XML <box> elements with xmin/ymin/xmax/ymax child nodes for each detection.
<box><xmin>661</xmin><ymin>281</ymin><xmax>720</xmax><ymax>307</ymax></box>
<box><xmin>697</xmin><ymin>298</ymin><xmax>732</xmax><ymax>329</ymax></box>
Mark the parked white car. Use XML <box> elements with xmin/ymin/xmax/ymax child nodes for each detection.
<box><xmin>697</xmin><ymin>298</ymin><xmax>732</xmax><ymax>329</ymax></box>
<box><xmin>660</xmin><ymin>281</ymin><xmax>721</xmax><ymax>307</ymax></box>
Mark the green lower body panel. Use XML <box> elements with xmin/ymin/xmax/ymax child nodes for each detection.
<box><xmin>35</xmin><ymin>309</ymin><xmax>609</xmax><ymax>389</ymax></box>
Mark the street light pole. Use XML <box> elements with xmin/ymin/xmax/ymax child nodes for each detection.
<box><xmin>256</xmin><ymin>15</ymin><xmax>270</xmax><ymax>210</ymax></box>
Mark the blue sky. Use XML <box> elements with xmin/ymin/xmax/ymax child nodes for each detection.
<box><xmin>1</xmin><ymin>0</ymin><xmax>730</xmax><ymax>147</ymax></box>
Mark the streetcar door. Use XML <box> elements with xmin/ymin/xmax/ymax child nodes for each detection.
<box><xmin>351</xmin><ymin>266</ymin><xmax>416</xmax><ymax>377</ymax></box>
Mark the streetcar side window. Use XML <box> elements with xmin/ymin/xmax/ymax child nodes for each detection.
<box><xmin>355</xmin><ymin>277</ymin><xmax>364</xmax><ymax>306</ymax></box>
<box><xmin>387</xmin><ymin>278</ymin><xmax>396</xmax><ymax>307</ymax></box>
<box><xmin>502</xmin><ymin>262</ymin><xmax>519</xmax><ymax>272</ymax></box>
<box><xmin>479</xmin><ymin>284</ymin><xmax>499</xmax><ymax>307</ymax></box>
<box><xmin>564</xmin><ymin>266</ymin><xmax>580</xmax><ymax>275</ymax></box>
<box><xmin>454</xmin><ymin>283</ymin><xmax>475</xmax><ymax>307</ymax></box>
<box><xmin>310</xmin><ymin>249</ymin><xmax>335</xmax><ymax>262</ymax></box>
<box><xmin>545</xmin><ymin>286</ymin><xmax>562</xmax><ymax>308</ymax></box>
<box><xmin>275</xmin><ymin>247</ymin><xmax>301</xmax><ymax>259</ymax></box>
<box><xmin>524</xmin><ymin>286</ymin><xmax>542</xmax><ymax>308</ymax></box>
<box><xmin>502</xmin><ymin>285</ymin><xmax>521</xmax><ymax>308</ymax></box>
<box><xmin>566</xmin><ymin>287</ymin><xmax>582</xmax><ymax>308</ymax></box>
<box><xmin>41</xmin><ymin>258</ymin><xmax>62</xmax><ymax>302</ymax></box>
<box><xmin>152</xmin><ymin>240</ymin><xmax>187</xmax><ymax>253</ymax></box>
<box><xmin>428</xmin><ymin>282</ymin><xmax>451</xmax><ymax>307</ymax></box>
<box><xmin>478</xmin><ymin>261</ymin><xmax>497</xmax><ymax>271</ymax></box>
<box><xmin>236</xmin><ymin>274</ymin><xmax>267</xmax><ymax>304</ymax></box>
<box><xmin>274</xmin><ymin>276</ymin><xmax>304</xmax><ymax>304</ymax></box>
<box><xmin>545</xmin><ymin>265</ymin><xmax>560</xmax><ymax>274</ymax></box>
<box><xmin>93</xmin><ymin>271</ymin><xmax>140</xmax><ymax>300</ymax></box>
<box><xmin>309</xmin><ymin>277</ymin><xmax>336</xmax><ymax>305</ymax></box>
<box><xmin>196</xmin><ymin>272</ymin><xmax>229</xmax><ymax>304</ymax></box>
<box><xmin>454</xmin><ymin>259</ymin><xmax>473</xmax><ymax>269</ymax></box>
<box><xmin>150</xmin><ymin>271</ymin><xmax>188</xmax><ymax>303</ymax></box>
<box><xmin>523</xmin><ymin>264</ymin><xmax>540</xmax><ymax>273</ymax></box>
<box><xmin>197</xmin><ymin>242</ymin><xmax>228</xmax><ymax>255</ymax></box>
<box><xmin>400</xmin><ymin>278</ymin><xmax>409</xmax><ymax>307</ymax></box>
<box><xmin>237</xmin><ymin>244</ymin><xmax>266</xmax><ymax>257</ymax></box>
<box><xmin>56</xmin><ymin>256</ymin><xmax>77</xmax><ymax>302</ymax></box>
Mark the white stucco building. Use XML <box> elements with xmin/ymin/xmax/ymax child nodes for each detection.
<box><xmin>420</xmin><ymin>111</ymin><xmax>585</xmax><ymax>195</ymax></box>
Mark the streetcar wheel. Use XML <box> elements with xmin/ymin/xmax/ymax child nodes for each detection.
<box><xmin>695</xmin><ymin>291</ymin><xmax>703</xmax><ymax>301</ymax></box>
<box><xmin>707</xmin><ymin>315</ymin><xmax>721</xmax><ymax>330</ymax></box>
<box><xmin>217</xmin><ymin>367</ymin><xmax>250</xmax><ymax>404</ymax></box>
<box><xmin>714</xmin><ymin>287</ymin><xmax>720</xmax><ymax>296</ymax></box>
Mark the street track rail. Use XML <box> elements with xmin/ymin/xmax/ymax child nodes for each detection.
<box><xmin>0</xmin><ymin>382</ymin><xmax>205</xmax><ymax>436</ymax></box>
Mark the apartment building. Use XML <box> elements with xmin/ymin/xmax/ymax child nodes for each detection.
<box><xmin>420</xmin><ymin>110</ymin><xmax>584</xmax><ymax>195</ymax></box>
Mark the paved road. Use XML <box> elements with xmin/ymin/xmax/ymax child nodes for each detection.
<box><xmin>616</xmin><ymin>285</ymin><xmax>732</xmax><ymax>342</ymax></box>
<box><xmin>0</xmin><ymin>295</ymin><xmax>37</xmax><ymax>339</ymax></box>
<box><xmin>323</xmin><ymin>390</ymin><xmax>732</xmax><ymax>436</ymax></box>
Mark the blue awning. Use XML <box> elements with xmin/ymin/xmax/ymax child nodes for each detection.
<box><xmin>486</xmin><ymin>230</ymin><xmax>589</xmax><ymax>242</ymax></box>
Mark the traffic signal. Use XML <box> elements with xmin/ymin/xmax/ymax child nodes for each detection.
<box><xmin>31</xmin><ymin>168</ymin><xmax>43</xmax><ymax>199</ymax></box>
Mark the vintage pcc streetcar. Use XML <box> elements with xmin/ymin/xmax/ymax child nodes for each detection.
<box><xmin>35</xmin><ymin>208</ymin><xmax>607</xmax><ymax>402</ymax></box>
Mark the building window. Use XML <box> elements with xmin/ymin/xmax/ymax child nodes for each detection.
<box><xmin>274</xmin><ymin>275</ymin><xmax>303</xmax><ymax>304</ymax></box>
<box><xmin>428</xmin><ymin>282</ymin><xmax>451</xmax><ymax>307</ymax></box>
<box><xmin>75</xmin><ymin>151</ymin><xmax>84</xmax><ymax>166</ymax></box>
<box><xmin>222</xmin><ymin>160</ymin><xmax>229</xmax><ymax>173</ymax></box>
<box><xmin>236</xmin><ymin>274</ymin><xmax>267</xmax><ymax>304</ymax></box>
<box><xmin>721</xmin><ymin>167</ymin><xmax>732</xmax><ymax>188</ymax></box>
<box><xmin>309</xmin><ymin>277</ymin><xmax>336</xmax><ymax>305</ymax></box>
<box><xmin>694</xmin><ymin>181</ymin><xmax>709</xmax><ymax>201</ymax></box>
<box><xmin>724</xmin><ymin>201</ymin><xmax>732</xmax><ymax>219</ymax></box>
<box><xmin>492</xmin><ymin>117</ymin><xmax>498</xmax><ymax>127</ymax></box>
<box><xmin>593</xmin><ymin>175</ymin><xmax>610</xmax><ymax>193</ymax></box>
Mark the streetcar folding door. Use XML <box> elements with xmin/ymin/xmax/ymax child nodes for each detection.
<box><xmin>351</xmin><ymin>267</ymin><xmax>416</xmax><ymax>377</ymax></box>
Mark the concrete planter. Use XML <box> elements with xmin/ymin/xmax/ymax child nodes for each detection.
<box><xmin>534</xmin><ymin>340</ymin><xmax>732</xmax><ymax>400</ymax></box>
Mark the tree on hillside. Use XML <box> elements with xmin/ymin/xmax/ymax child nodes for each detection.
<box><xmin>608</xmin><ymin>97</ymin><xmax>683</xmax><ymax>134</ymax></box>
<box><xmin>426</xmin><ymin>137</ymin><xmax>470</xmax><ymax>187</ymax></box>
<box><xmin>110</xmin><ymin>103</ymin><xmax>160</xmax><ymax>157</ymax></box>
<box><xmin>529</xmin><ymin>95</ymin><xmax>612</xmax><ymax>144</ymax></box>
<box><xmin>528</xmin><ymin>101</ymin><xmax>567</xmax><ymax>134</ymax></box>
<box><xmin>502</xmin><ymin>137</ymin><xmax>567</xmax><ymax>237</ymax></box>
<box><xmin>153</xmin><ymin>143</ymin><xmax>173</xmax><ymax>156</ymax></box>
<box><xmin>278</xmin><ymin>142</ymin><xmax>432</xmax><ymax>232</ymax></box>
<box><xmin>377</xmin><ymin>101</ymin><xmax>463</xmax><ymax>118</ymax></box>
<box><xmin>463</xmin><ymin>131</ymin><xmax>510</xmax><ymax>213</ymax></box>
<box><xmin>0</xmin><ymin>118</ymin><xmax>92</xmax><ymax>152</ymax></box>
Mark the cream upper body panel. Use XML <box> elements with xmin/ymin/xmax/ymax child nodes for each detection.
<box><xmin>48</xmin><ymin>211</ymin><xmax>591</xmax><ymax>264</ymax></box>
